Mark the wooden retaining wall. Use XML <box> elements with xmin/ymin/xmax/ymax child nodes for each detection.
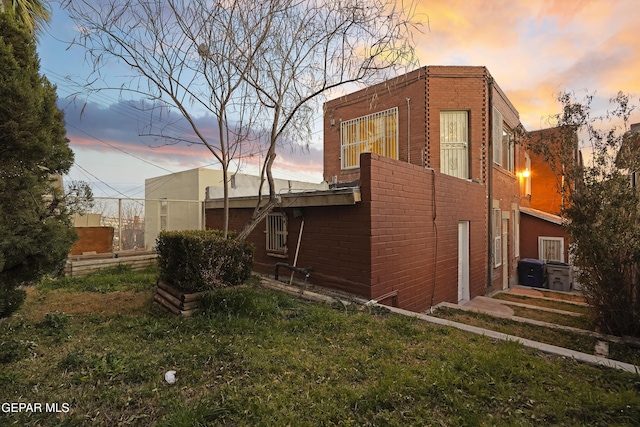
<box><xmin>64</xmin><ymin>251</ymin><xmax>157</xmax><ymax>277</ymax></box>
<box><xmin>153</xmin><ymin>280</ymin><xmax>205</xmax><ymax>317</ymax></box>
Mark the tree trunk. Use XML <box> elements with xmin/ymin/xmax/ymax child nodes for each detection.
<box><xmin>236</xmin><ymin>198</ymin><xmax>278</xmax><ymax>241</ymax></box>
<box><xmin>222</xmin><ymin>161</ymin><xmax>229</xmax><ymax>239</ymax></box>
<box><xmin>236</xmin><ymin>151</ymin><xmax>278</xmax><ymax>241</ymax></box>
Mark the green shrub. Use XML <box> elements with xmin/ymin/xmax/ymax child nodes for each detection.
<box><xmin>156</xmin><ymin>230</ymin><xmax>254</xmax><ymax>293</ymax></box>
<box><xmin>0</xmin><ymin>285</ymin><xmax>26</xmax><ymax>318</ymax></box>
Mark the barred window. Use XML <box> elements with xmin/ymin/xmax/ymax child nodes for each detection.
<box><xmin>539</xmin><ymin>237</ymin><xmax>564</xmax><ymax>262</ymax></box>
<box><xmin>266</xmin><ymin>212</ymin><xmax>287</xmax><ymax>256</ymax></box>
<box><xmin>440</xmin><ymin>111</ymin><xmax>469</xmax><ymax>179</ymax></box>
<box><xmin>340</xmin><ymin>107</ymin><xmax>398</xmax><ymax>169</ymax></box>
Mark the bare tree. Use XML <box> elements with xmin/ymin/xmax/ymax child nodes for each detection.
<box><xmin>64</xmin><ymin>0</ymin><xmax>277</xmax><ymax>237</ymax></box>
<box><xmin>236</xmin><ymin>0</ymin><xmax>420</xmax><ymax>239</ymax></box>
<box><xmin>63</xmin><ymin>0</ymin><xmax>419</xmax><ymax>239</ymax></box>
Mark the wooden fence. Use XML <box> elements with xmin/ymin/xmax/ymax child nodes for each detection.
<box><xmin>64</xmin><ymin>251</ymin><xmax>157</xmax><ymax>277</ymax></box>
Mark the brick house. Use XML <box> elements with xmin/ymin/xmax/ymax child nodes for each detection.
<box><xmin>206</xmin><ymin>66</ymin><xmax>532</xmax><ymax>312</ymax></box>
<box><xmin>517</xmin><ymin>126</ymin><xmax>583</xmax><ymax>264</ymax></box>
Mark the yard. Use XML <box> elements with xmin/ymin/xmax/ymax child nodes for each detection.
<box><xmin>1</xmin><ymin>265</ymin><xmax>639</xmax><ymax>426</ymax></box>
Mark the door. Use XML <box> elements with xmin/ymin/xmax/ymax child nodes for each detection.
<box><xmin>502</xmin><ymin>218</ymin><xmax>509</xmax><ymax>290</ymax></box>
<box><xmin>458</xmin><ymin>221</ymin><xmax>470</xmax><ymax>304</ymax></box>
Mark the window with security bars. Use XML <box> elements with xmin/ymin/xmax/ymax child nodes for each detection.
<box><xmin>538</xmin><ymin>237</ymin><xmax>564</xmax><ymax>262</ymax></box>
<box><xmin>266</xmin><ymin>212</ymin><xmax>287</xmax><ymax>256</ymax></box>
<box><xmin>340</xmin><ymin>107</ymin><xmax>398</xmax><ymax>169</ymax></box>
<box><xmin>440</xmin><ymin>111</ymin><xmax>469</xmax><ymax>179</ymax></box>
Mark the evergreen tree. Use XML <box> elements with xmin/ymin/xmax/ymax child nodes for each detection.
<box><xmin>0</xmin><ymin>13</ymin><xmax>76</xmax><ymax>317</ymax></box>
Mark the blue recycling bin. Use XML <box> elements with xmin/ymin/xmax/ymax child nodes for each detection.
<box><xmin>518</xmin><ymin>258</ymin><xmax>546</xmax><ymax>287</ymax></box>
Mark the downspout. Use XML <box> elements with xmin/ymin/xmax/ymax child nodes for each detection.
<box><xmin>487</xmin><ymin>74</ymin><xmax>494</xmax><ymax>289</ymax></box>
<box><xmin>406</xmin><ymin>98</ymin><xmax>411</xmax><ymax>164</ymax></box>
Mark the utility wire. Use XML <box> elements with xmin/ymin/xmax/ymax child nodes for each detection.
<box><xmin>65</xmin><ymin>123</ymin><xmax>176</xmax><ymax>174</ymax></box>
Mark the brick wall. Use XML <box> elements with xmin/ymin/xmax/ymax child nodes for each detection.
<box><xmin>324</xmin><ymin>68</ymin><xmax>427</xmax><ymax>184</ymax></box>
<box><xmin>203</xmin><ymin>66</ymin><xmax>533</xmax><ymax>310</ymax></box>
<box><xmin>488</xmin><ymin>79</ymin><xmax>523</xmax><ymax>291</ymax></box>
<box><xmin>205</xmin><ymin>202</ymin><xmax>373</xmax><ymax>298</ymax></box>
<box><xmin>206</xmin><ymin>152</ymin><xmax>488</xmax><ymax>312</ymax></box>
<box><xmin>324</xmin><ymin>66</ymin><xmax>496</xmax><ymax>186</ymax></box>
<box><xmin>424</xmin><ymin>66</ymin><xmax>489</xmax><ymax>183</ymax></box>
<box><xmin>520</xmin><ymin>214</ymin><xmax>569</xmax><ymax>262</ymax></box>
<box><xmin>361</xmin><ymin>153</ymin><xmax>487</xmax><ymax>312</ymax></box>
<box><xmin>528</xmin><ymin>150</ymin><xmax>563</xmax><ymax>214</ymax></box>
<box><xmin>524</xmin><ymin>126</ymin><xmax>579</xmax><ymax>215</ymax></box>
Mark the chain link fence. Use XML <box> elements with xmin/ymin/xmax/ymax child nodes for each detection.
<box><xmin>74</xmin><ymin>197</ymin><xmax>204</xmax><ymax>252</ymax></box>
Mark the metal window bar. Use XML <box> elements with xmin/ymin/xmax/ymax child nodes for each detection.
<box><xmin>266</xmin><ymin>213</ymin><xmax>287</xmax><ymax>254</ymax></box>
<box><xmin>541</xmin><ymin>239</ymin><xmax>562</xmax><ymax>262</ymax></box>
<box><xmin>440</xmin><ymin>111</ymin><xmax>469</xmax><ymax>179</ymax></box>
<box><xmin>340</xmin><ymin>107</ymin><xmax>398</xmax><ymax>169</ymax></box>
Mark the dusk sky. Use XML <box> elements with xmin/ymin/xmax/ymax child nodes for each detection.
<box><xmin>38</xmin><ymin>0</ymin><xmax>640</xmax><ymax>198</ymax></box>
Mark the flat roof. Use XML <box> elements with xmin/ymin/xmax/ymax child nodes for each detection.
<box><xmin>204</xmin><ymin>187</ymin><xmax>361</xmax><ymax>209</ymax></box>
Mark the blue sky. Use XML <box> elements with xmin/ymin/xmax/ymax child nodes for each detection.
<box><xmin>38</xmin><ymin>0</ymin><xmax>640</xmax><ymax>198</ymax></box>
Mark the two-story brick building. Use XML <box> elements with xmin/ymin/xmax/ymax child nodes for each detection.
<box><xmin>206</xmin><ymin>66</ymin><xmax>534</xmax><ymax>312</ymax></box>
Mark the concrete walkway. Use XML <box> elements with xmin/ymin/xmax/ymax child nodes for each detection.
<box><xmin>464</xmin><ymin>296</ymin><xmax>514</xmax><ymax>316</ymax></box>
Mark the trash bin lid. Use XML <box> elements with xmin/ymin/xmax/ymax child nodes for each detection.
<box><xmin>546</xmin><ymin>260</ymin><xmax>569</xmax><ymax>267</ymax></box>
<box><xmin>519</xmin><ymin>258</ymin><xmax>545</xmax><ymax>266</ymax></box>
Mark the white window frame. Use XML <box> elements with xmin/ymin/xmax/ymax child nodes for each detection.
<box><xmin>340</xmin><ymin>107</ymin><xmax>399</xmax><ymax>169</ymax></box>
<box><xmin>440</xmin><ymin>110</ymin><xmax>469</xmax><ymax>179</ymax></box>
<box><xmin>538</xmin><ymin>236</ymin><xmax>564</xmax><ymax>262</ymax></box>
<box><xmin>493</xmin><ymin>107</ymin><xmax>503</xmax><ymax>166</ymax></box>
<box><xmin>493</xmin><ymin>208</ymin><xmax>502</xmax><ymax>267</ymax></box>
<box><xmin>266</xmin><ymin>212</ymin><xmax>288</xmax><ymax>256</ymax></box>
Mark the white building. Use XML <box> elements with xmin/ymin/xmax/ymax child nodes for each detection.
<box><xmin>144</xmin><ymin>168</ymin><xmax>225</xmax><ymax>249</ymax></box>
<box><xmin>145</xmin><ymin>167</ymin><xmax>327</xmax><ymax>249</ymax></box>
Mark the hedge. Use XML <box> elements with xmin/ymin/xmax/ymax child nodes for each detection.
<box><xmin>156</xmin><ymin>230</ymin><xmax>254</xmax><ymax>293</ymax></box>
